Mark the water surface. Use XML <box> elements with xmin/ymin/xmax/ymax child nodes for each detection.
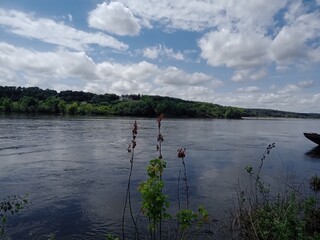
<box><xmin>0</xmin><ymin>115</ymin><xmax>319</xmax><ymax>239</ymax></box>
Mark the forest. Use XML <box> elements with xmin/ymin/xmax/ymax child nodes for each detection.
<box><xmin>0</xmin><ymin>86</ymin><xmax>319</xmax><ymax>119</ymax></box>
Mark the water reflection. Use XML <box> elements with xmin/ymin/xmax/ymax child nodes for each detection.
<box><xmin>305</xmin><ymin>146</ymin><xmax>320</xmax><ymax>159</ymax></box>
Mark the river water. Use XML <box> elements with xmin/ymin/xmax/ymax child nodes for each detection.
<box><xmin>0</xmin><ymin>115</ymin><xmax>319</xmax><ymax>239</ymax></box>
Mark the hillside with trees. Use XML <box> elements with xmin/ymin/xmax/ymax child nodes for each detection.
<box><xmin>0</xmin><ymin>86</ymin><xmax>319</xmax><ymax>119</ymax></box>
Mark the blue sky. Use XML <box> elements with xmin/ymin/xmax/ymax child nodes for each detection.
<box><xmin>0</xmin><ymin>0</ymin><xmax>319</xmax><ymax>113</ymax></box>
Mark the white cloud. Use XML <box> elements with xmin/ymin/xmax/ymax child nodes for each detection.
<box><xmin>278</xmin><ymin>84</ymin><xmax>299</xmax><ymax>94</ymax></box>
<box><xmin>88</xmin><ymin>2</ymin><xmax>141</xmax><ymax>36</ymax></box>
<box><xmin>237</xmin><ymin>86</ymin><xmax>260</xmax><ymax>93</ymax></box>
<box><xmin>154</xmin><ymin>66</ymin><xmax>219</xmax><ymax>86</ymax></box>
<box><xmin>0</xmin><ymin>42</ymin><xmax>221</xmax><ymax>102</ymax></box>
<box><xmin>196</xmin><ymin>0</ymin><xmax>320</xmax><ymax>82</ymax></box>
<box><xmin>0</xmin><ymin>42</ymin><xmax>97</xmax><ymax>82</ymax></box>
<box><xmin>278</xmin><ymin>80</ymin><xmax>315</xmax><ymax>94</ymax></box>
<box><xmin>232</xmin><ymin>69</ymin><xmax>267</xmax><ymax>82</ymax></box>
<box><xmin>119</xmin><ymin>0</ymin><xmax>220</xmax><ymax>31</ymax></box>
<box><xmin>143</xmin><ymin>47</ymin><xmax>160</xmax><ymax>59</ymax></box>
<box><xmin>212</xmin><ymin>91</ymin><xmax>320</xmax><ymax>113</ymax></box>
<box><xmin>198</xmin><ymin>29</ymin><xmax>271</xmax><ymax>69</ymax></box>
<box><xmin>0</xmin><ymin>8</ymin><xmax>128</xmax><ymax>51</ymax></box>
<box><xmin>270</xmin><ymin>9</ymin><xmax>320</xmax><ymax>66</ymax></box>
<box><xmin>119</xmin><ymin>0</ymin><xmax>286</xmax><ymax>32</ymax></box>
<box><xmin>142</xmin><ymin>44</ymin><xmax>185</xmax><ymax>61</ymax></box>
<box><xmin>297</xmin><ymin>80</ymin><xmax>314</xmax><ymax>88</ymax></box>
<box><xmin>67</xmin><ymin>14</ymin><xmax>73</xmax><ymax>22</ymax></box>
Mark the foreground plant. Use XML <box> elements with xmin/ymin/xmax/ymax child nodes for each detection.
<box><xmin>0</xmin><ymin>194</ymin><xmax>29</xmax><ymax>236</ymax></box>
<box><xmin>138</xmin><ymin>158</ymin><xmax>169</xmax><ymax>240</ymax></box>
<box><xmin>234</xmin><ymin>143</ymin><xmax>320</xmax><ymax>240</ymax></box>
<box><xmin>175</xmin><ymin>148</ymin><xmax>210</xmax><ymax>240</ymax></box>
<box><xmin>119</xmin><ymin>116</ymin><xmax>212</xmax><ymax>240</ymax></box>
<box><xmin>177</xmin><ymin>148</ymin><xmax>189</xmax><ymax>210</ymax></box>
<box><xmin>122</xmin><ymin>121</ymin><xmax>139</xmax><ymax>239</ymax></box>
<box><xmin>138</xmin><ymin>115</ymin><xmax>170</xmax><ymax>240</ymax></box>
<box><xmin>310</xmin><ymin>174</ymin><xmax>320</xmax><ymax>191</ymax></box>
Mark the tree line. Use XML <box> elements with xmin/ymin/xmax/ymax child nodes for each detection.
<box><xmin>0</xmin><ymin>86</ymin><xmax>244</xmax><ymax>118</ymax></box>
<box><xmin>0</xmin><ymin>86</ymin><xmax>319</xmax><ymax>119</ymax></box>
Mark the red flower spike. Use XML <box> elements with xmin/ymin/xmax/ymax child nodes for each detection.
<box><xmin>177</xmin><ymin>148</ymin><xmax>186</xmax><ymax>158</ymax></box>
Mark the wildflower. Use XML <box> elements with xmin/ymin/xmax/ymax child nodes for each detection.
<box><xmin>127</xmin><ymin>121</ymin><xmax>138</xmax><ymax>153</ymax></box>
<box><xmin>132</xmin><ymin>120</ymin><xmax>138</xmax><ymax>135</ymax></box>
<box><xmin>177</xmin><ymin>148</ymin><xmax>186</xmax><ymax>159</ymax></box>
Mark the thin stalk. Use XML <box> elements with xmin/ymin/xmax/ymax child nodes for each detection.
<box><xmin>182</xmin><ymin>158</ymin><xmax>189</xmax><ymax>209</ymax></box>
<box><xmin>128</xmin><ymin>162</ymin><xmax>139</xmax><ymax>239</ymax></box>
<box><xmin>121</xmin><ymin>164</ymin><xmax>130</xmax><ymax>239</ymax></box>
<box><xmin>157</xmin><ymin>115</ymin><xmax>163</xmax><ymax>240</ymax></box>
<box><xmin>178</xmin><ymin>170</ymin><xmax>181</xmax><ymax>211</ymax></box>
<box><xmin>174</xmin><ymin>170</ymin><xmax>182</xmax><ymax>240</ymax></box>
<box><xmin>122</xmin><ymin>151</ymin><xmax>138</xmax><ymax>239</ymax></box>
<box><xmin>122</xmin><ymin>121</ymin><xmax>139</xmax><ymax>240</ymax></box>
<box><xmin>159</xmin><ymin>177</ymin><xmax>162</xmax><ymax>240</ymax></box>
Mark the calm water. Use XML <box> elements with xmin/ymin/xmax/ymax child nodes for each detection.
<box><xmin>0</xmin><ymin>115</ymin><xmax>320</xmax><ymax>239</ymax></box>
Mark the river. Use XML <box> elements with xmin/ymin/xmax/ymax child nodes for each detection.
<box><xmin>0</xmin><ymin>115</ymin><xmax>319</xmax><ymax>239</ymax></box>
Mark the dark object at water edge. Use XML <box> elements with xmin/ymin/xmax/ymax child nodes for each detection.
<box><xmin>304</xmin><ymin>132</ymin><xmax>320</xmax><ymax>145</ymax></box>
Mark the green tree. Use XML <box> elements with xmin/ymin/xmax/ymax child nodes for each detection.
<box><xmin>1</xmin><ymin>98</ymin><xmax>12</xmax><ymax>112</ymax></box>
<box><xmin>66</xmin><ymin>102</ymin><xmax>78</xmax><ymax>115</ymax></box>
<box><xmin>19</xmin><ymin>96</ymin><xmax>39</xmax><ymax>112</ymax></box>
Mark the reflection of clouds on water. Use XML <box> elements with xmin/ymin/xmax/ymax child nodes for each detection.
<box><xmin>305</xmin><ymin>146</ymin><xmax>320</xmax><ymax>160</ymax></box>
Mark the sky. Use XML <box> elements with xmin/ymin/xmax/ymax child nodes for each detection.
<box><xmin>0</xmin><ymin>0</ymin><xmax>319</xmax><ymax>113</ymax></box>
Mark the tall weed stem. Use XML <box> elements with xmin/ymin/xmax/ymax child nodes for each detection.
<box><xmin>122</xmin><ymin>121</ymin><xmax>139</xmax><ymax>240</ymax></box>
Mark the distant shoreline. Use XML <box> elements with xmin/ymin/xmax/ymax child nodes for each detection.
<box><xmin>1</xmin><ymin>86</ymin><xmax>320</xmax><ymax>119</ymax></box>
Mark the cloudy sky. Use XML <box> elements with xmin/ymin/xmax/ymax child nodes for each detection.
<box><xmin>0</xmin><ymin>0</ymin><xmax>319</xmax><ymax>113</ymax></box>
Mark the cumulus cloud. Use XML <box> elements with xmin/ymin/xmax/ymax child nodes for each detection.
<box><xmin>195</xmin><ymin>0</ymin><xmax>320</xmax><ymax>82</ymax></box>
<box><xmin>0</xmin><ymin>8</ymin><xmax>128</xmax><ymax>51</ymax></box>
<box><xmin>198</xmin><ymin>29</ymin><xmax>271</xmax><ymax>69</ymax></box>
<box><xmin>88</xmin><ymin>2</ymin><xmax>141</xmax><ymax>36</ymax></box>
<box><xmin>118</xmin><ymin>0</ymin><xmax>286</xmax><ymax>32</ymax></box>
<box><xmin>232</xmin><ymin>69</ymin><xmax>267</xmax><ymax>82</ymax></box>
<box><xmin>277</xmin><ymin>84</ymin><xmax>299</xmax><ymax>94</ymax></box>
<box><xmin>142</xmin><ymin>44</ymin><xmax>185</xmax><ymax>61</ymax></box>
<box><xmin>67</xmin><ymin>14</ymin><xmax>73</xmax><ymax>22</ymax></box>
<box><xmin>297</xmin><ymin>80</ymin><xmax>314</xmax><ymax>88</ymax></box>
<box><xmin>270</xmin><ymin>5</ymin><xmax>320</xmax><ymax>66</ymax></box>
<box><xmin>0</xmin><ymin>42</ymin><xmax>97</xmax><ymax>81</ymax></box>
<box><xmin>143</xmin><ymin>47</ymin><xmax>159</xmax><ymax>59</ymax></box>
<box><xmin>278</xmin><ymin>80</ymin><xmax>315</xmax><ymax>94</ymax></box>
<box><xmin>237</xmin><ymin>86</ymin><xmax>260</xmax><ymax>93</ymax></box>
<box><xmin>212</xmin><ymin>91</ymin><xmax>320</xmax><ymax>113</ymax></box>
<box><xmin>154</xmin><ymin>66</ymin><xmax>220</xmax><ymax>86</ymax></box>
<box><xmin>119</xmin><ymin>0</ymin><xmax>219</xmax><ymax>31</ymax></box>
<box><xmin>0</xmin><ymin>42</ymin><xmax>221</xmax><ymax>102</ymax></box>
